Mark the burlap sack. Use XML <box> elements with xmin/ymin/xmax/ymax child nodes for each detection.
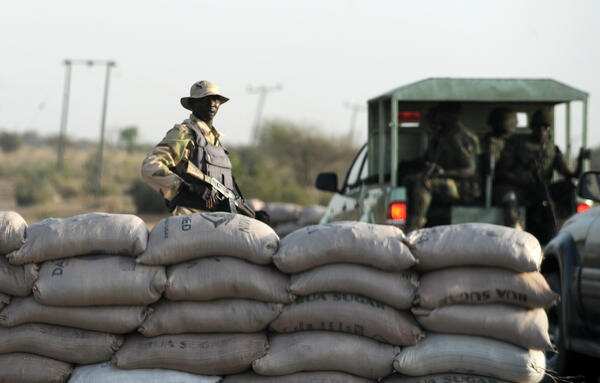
<box><xmin>139</xmin><ymin>299</ymin><xmax>282</xmax><ymax>336</ymax></box>
<box><xmin>114</xmin><ymin>333</ymin><xmax>268</xmax><ymax>375</ymax></box>
<box><xmin>298</xmin><ymin>205</ymin><xmax>327</xmax><ymax>226</ymax></box>
<box><xmin>383</xmin><ymin>374</ymin><xmax>510</xmax><ymax>383</ymax></box>
<box><xmin>274</xmin><ymin>222</ymin><xmax>302</xmax><ymax>238</ymax></box>
<box><xmin>137</xmin><ymin>212</ymin><xmax>279</xmax><ymax>266</ymax></box>
<box><xmin>270</xmin><ymin>293</ymin><xmax>422</xmax><ymax>346</ymax></box>
<box><xmin>0</xmin><ymin>353</ymin><xmax>72</xmax><ymax>383</ymax></box>
<box><xmin>406</xmin><ymin>223</ymin><xmax>542</xmax><ymax>272</ymax></box>
<box><xmin>413</xmin><ymin>304</ymin><xmax>551</xmax><ymax>350</ymax></box>
<box><xmin>166</xmin><ymin>257</ymin><xmax>293</xmax><ymax>303</ymax></box>
<box><xmin>274</xmin><ymin>222</ymin><xmax>415</xmax><ymax>273</ymax></box>
<box><xmin>7</xmin><ymin>213</ymin><xmax>148</xmax><ymax>265</ymax></box>
<box><xmin>416</xmin><ymin>267</ymin><xmax>558</xmax><ymax>309</ymax></box>
<box><xmin>0</xmin><ymin>323</ymin><xmax>123</xmax><ymax>364</ymax></box>
<box><xmin>265</xmin><ymin>202</ymin><xmax>303</xmax><ymax>225</ymax></box>
<box><xmin>0</xmin><ymin>211</ymin><xmax>26</xmax><ymax>254</ymax></box>
<box><xmin>393</xmin><ymin>334</ymin><xmax>545</xmax><ymax>383</ymax></box>
<box><xmin>0</xmin><ymin>296</ymin><xmax>149</xmax><ymax>334</ymax></box>
<box><xmin>0</xmin><ymin>293</ymin><xmax>9</xmax><ymax>312</ymax></box>
<box><xmin>34</xmin><ymin>255</ymin><xmax>166</xmax><ymax>306</ymax></box>
<box><xmin>223</xmin><ymin>372</ymin><xmax>374</xmax><ymax>382</ymax></box>
<box><xmin>253</xmin><ymin>331</ymin><xmax>398</xmax><ymax>379</ymax></box>
<box><xmin>0</xmin><ymin>256</ymin><xmax>37</xmax><ymax>296</ymax></box>
<box><xmin>290</xmin><ymin>264</ymin><xmax>418</xmax><ymax>310</ymax></box>
<box><xmin>69</xmin><ymin>362</ymin><xmax>221</xmax><ymax>383</ymax></box>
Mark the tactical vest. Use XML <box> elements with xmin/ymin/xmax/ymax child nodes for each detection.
<box><xmin>168</xmin><ymin>124</ymin><xmax>238</xmax><ymax>211</ymax></box>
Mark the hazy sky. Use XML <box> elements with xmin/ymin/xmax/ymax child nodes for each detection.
<box><xmin>1</xmin><ymin>0</ymin><xmax>598</xmax><ymax>148</ymax></box>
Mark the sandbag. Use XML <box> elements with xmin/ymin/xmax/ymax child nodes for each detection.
<box><xmin>393</xmin><ymin>334</ymin><xmax>545</xmax><ymax>383</ymax></box>
<box><xmin>407</xmin><ymin>224</ymin><xmax>542</xmax><ymax>272</ymax></box>
<box><xmin>265</xmin><ymin>202</ymin><xmax>302</xmax><ymax>224</ymax></box>
<box><xmin>7</xmin><ymin>213</ymin><xmax>148</xmax><ymax>265</ymax></box>
<box><xmin>0</xmin><ymin>323</ymin><xmax>123</xmax><ymax>364</ymax></box>
<box><xmin>290</xmin><ymin>264</ymin><xmax>418</xmax><ymax>310</ymax></box>
<box><xmin>270</xmin><ymin>293</ymin><xmax>422</xmax><ymax>346</ymax></box>
<box><xmin>0</xmin><ymin>256</ymin><xmax>37</xmax><ymax>296</ymax></box>
<box><xmin>0</xmin><ymin>353</ymin><xmax>72</xmax><ymax>383</ymax></box>
<box><xmin>140</xmin><ymin>299</ymin><xmax>281</xmax><ymax>337</ymax></box>
<box><xmin>137</xmin><ymin>212</ymin><xmax>278</xmax><ymax>266</ymax></box>
<box><xmin>0</xmin><ymin>293</ymin><xmax>9</xmax><ymax>312</ymax></box>
<box><xmin>253</xmin><ymin>331</ymin><xmax>398</xmax><ymax>379</ymax></box>
<box><xmin>68</xmin><ymin>362</ymin><xmax>221</xmax><ymax>383</ymax></box>
<box><xmin>298</xmin><ymin>205</ymin><xmax>327</xmax><ymax>226</ymax></box>
<box><xmin>416</xmin><ymin>267</ymin><xmax>558</xmax><ymax>309</ymax></box>
<box><xmin>383</xmin><ymin>374</ymin><xmax>510</xmax><ymax>382</ymax></box>
<box><xmin>0</xmin><ymin>296</ymin><xmax>149</xmax><ymax>334</ymax></box>
<box><xmin>114</xmin><ymin>333</ymin><xmax>268</xmax><ymax>375</ymax></box>
<box><xmin>274</xmin><ymin>222</ymin><xmax>302</xmax><ymax>237</ymax></box>
<box><xmin>34</xmin><ymin>255</ymin><xmax>166</xmax><ymax>306</ymax></box>
<box><xmin>223</xmin><ymin>371</ymin><xmax>374</xmax><ymax>382</ymax></box>
<box><xmin>413</xmin><ymin>304</ymin><xmax>551</xmax><ymax>350</ymax></box>
<box><xmin>274</xmin><ymin>222</ymin><xmax>415</xmax><ymax>273</ymax></box>
<box><xmin>166</xmin><ymin>257</ymin><xmax>292</xmax><ymax>303</ymax></box>
<box><xmin>0</xmin><ymin>211</ymin><xmax>26</xmax><ymax>255</ymax></box>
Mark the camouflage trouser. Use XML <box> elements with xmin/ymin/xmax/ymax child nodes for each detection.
<box><xmin>171</xmin><ymin>206</ymin><xmax>203</xmax><ymax>216</ymax></box>
<box><xmin>406</xmin><ymin>175</ymin><xmax>460</xmax><ymax>231</ymax></box>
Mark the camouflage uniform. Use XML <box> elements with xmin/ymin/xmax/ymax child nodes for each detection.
<box><xmin>406</xmin><ymin>123</ymin><xmax>481</xmax><ymax>230</ymax></box>
<box><xmin>141</xmin><ymin>114</ymin><xmax>226</xmax><ymax>215</ymax></box>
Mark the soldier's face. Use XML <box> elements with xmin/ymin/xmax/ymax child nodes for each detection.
<box><xmin>191</xmin><ymin>96</ymin><xmax>222</xmax><ymax>121</ymax></box>
<box><xmin>500</xmin><ymin>114</ymin><xmax>517</xmax><ymax>134</ymax></box>
<box><xmin>533</xmin><ymin>125</ymin><xmax>551</xmax><ymax>143</ymax></box>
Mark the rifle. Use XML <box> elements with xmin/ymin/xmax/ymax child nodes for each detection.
<box><xmin>175</xmin><ymin>160</ymin><xmax>256</xmax><ymax>218</ymax></box>
<box><xmin>533</xmin><ymin>145</ymin><xmax>560</xmax><ymax>236</ymax></box>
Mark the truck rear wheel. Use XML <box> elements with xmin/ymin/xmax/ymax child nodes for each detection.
<box><xmin>544</xmin><ymin>272</ymin><xmax>572</xmax><ymax>375</ymax></box>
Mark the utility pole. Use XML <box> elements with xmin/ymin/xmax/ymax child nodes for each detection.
<box><xmin>344</xmin><ymin>101</ymin><xmax>366</xmax><ymax>144</ymax></box>
<box><xmin>57</xmin><ymin>60</ymin><xmax>72</xmax><ymax>170</ymax></box>
<box><xmin>95</xmin><ymin>61</ymin><xmax>116</xmax><ymax>195</ymax></box>
<box><xmin>247</xmin><ymin>84</ymin><xmax>282</xmax><ymax>143</ymax></box>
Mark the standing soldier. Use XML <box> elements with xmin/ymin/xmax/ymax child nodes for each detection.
<box><xmin>405</xmin><ymin>103</ymin><xmax>480</xmax><ymax>231</ymax></box>
<box><xmin>495</xmin><ymin>108</ymin><xmax>589</xmax><ymax>233</ymax></box>
<box><xmin>141</xmin><ymin>80</ymin><xmax>257</xmax><ymax>218</ymax></box>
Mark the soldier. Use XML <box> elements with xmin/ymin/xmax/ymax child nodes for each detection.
<box><xmin>405</xmin><ymin>103</ymin><xmax>480</xmax><ymax>231</ymax></box>
<box><xmin>484</xmin><ymin>107</ymin><xmax>517</xmax><ymax>171</ymax></box>
<box><xmin>495</xmin><ymin>108</ymin><xmax>589</xmax><ymax>230</ymax></box>
<box><xmin>141</xmin><ymin>80</ymin><xmax>258</xmax><ymax>218</ymax></box>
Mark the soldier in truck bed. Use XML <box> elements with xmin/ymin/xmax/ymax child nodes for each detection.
<box><xmin>141</xmin><ymin>80</ymin><xmax>262</xmax><ymax>219</ymax></box>
<box><xmin>404</xmin><ymin>103</ymin><xmax>481</xmax><ymax>231</ymax></box>
<box><xmin>494</xmin><ymin>108</ymin><xmax>589</xmax><ymax>229</ymax></box>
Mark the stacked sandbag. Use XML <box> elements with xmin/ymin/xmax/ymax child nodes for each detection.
<box><xmin>0</xmin><ymin>211</ymin><xmax>27</xmax><ymax>254</ymax></box>
<box><xmin>69</xmin><ymin>362</ymin><xmax>222</xmax><ymax>383</ymax></box>
<box><xmin>123</xmin><ymin>212</ymin><xmax>279</xmax><ymax>376</ymax></box>
<box><xmin>265</xmin><ymin>203</ymin><xmax>327</xmax><ymax>237</ymax></box>
<box><xmin>249</xmin><ymin>222</ymin><xmax>416</xmax><ymax>380</ymax></box>
<box><xmin>399</xmin><ymin>223</ymin><xmax>553</xmax><ymax>383</ymax></box>
<box><xmin>0</xmin><ymin>213</ymin><xmax>154</xmax><ymax>382</ymax></box>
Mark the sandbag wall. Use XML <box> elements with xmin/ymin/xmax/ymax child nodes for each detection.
<box><xmin>392</xmin><ymin>223</ymin><xmax>554</xmax><ymax>383</ymax></box>
<box><xmin>1</xmin><ymin>209</ymin><xmax>554</xmax><ymax>383</ymax></box>
<box><xmin>262</xmin><ymin>202</ymin><xmax>326</xmax><ymax>237</ymax></box>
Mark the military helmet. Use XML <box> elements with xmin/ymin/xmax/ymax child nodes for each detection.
<box><xmin>181</xmin><ymin>80</ymin><xmax>229</xmax><ymax>110</ymax></box>
<box><xmin>487</xmin><ymin>107</ymin><xmax>514</xmax><ymax>127</ymax></box>
<box><xmin>531</xmin><ymin>108</ymin><xmax>553</xmax><ymax>127</ymax></box>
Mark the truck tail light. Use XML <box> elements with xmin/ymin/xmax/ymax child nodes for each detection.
<box><xmin>398</xmin><ymin>111</ymin><xmax>421</xmax><ymax>122</ymax></box>
<box><xmin>388</xmin><ymin>201</ymin><xmax>407</xmax><ymax>221</ymax></box>
<box><xmin>577</xmin><ymin>202</ymin><xmax>592</xmax><ymax>214</ymax></box>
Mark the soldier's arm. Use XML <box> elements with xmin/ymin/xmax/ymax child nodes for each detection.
<box><xmin>495</xmin><ymin>139</ymin><xmax>531</xmax><ymax>188</ymax></box>
<box><xmin>141</xmin><ymin>125</ymin><xmax>194</xmax><ymax>201</ymax></box>
<box><xmin>442</xmin><ymin>134</ymin><xmax>478</xmax><ymax>179</ymax></box>
<box><xmin>553</xmin><ymin>146</ymin><xmax>578</xmax><ymax>179</ymax></box>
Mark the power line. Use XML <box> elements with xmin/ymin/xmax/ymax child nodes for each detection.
<box><xmin>247</xmin><ymin>83</ymin><xmax>282</xmax><ymax>143</ymax></box>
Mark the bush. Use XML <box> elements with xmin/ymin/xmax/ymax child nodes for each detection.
<box><xmin>128</xmin><ymin>179</ymin><xmax>168</xmax><ymax>214</ymax></box>
<box><xmin>0</xmin><ymin>132</ymin><xmax>22</xmax><ymax>152</ymax></box>
<box><xmin>15</xmin><ymin>171</ymin><xmax>59</xmax><ymax>206</ymax></box>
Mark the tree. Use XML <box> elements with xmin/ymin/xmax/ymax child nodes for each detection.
<box><xmin>0</xmin><ymin>131</ymin><xmax>22</xmax><ymax>152</ymax></box>
<box><xmin>119</xmin><ymin>126</ymin><xmax>138</xmax><ymax>153</ymax></box>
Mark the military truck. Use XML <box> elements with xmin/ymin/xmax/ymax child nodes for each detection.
<box><xmin>542</xmin><ymin>171</ymin><xmax>600</xmax><ymax>374</ymax></box>
<box><xmin>316</xmin><ymin>78</ymin><xmax>592</xmax><ymax>236</ymax></box>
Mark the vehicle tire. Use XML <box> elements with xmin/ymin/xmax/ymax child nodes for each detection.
<box><xmin>544</xmin><ymin>272</ymin><xmax>573</xmax><ymax>375</ymax></box>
